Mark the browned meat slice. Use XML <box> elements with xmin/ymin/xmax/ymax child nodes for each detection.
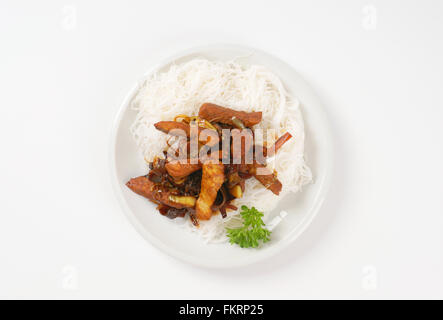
<box><xmin>195</xmin><ymin>162</ymin><xmax>225</xmax><ymax>220</ymax></box>
<box><xmin>165</xmin><ymin>150</ymin><xmax>225</xmax><ymax>179</ymax></box>
<box><xmin>230</xmin><ymin>129</ymin><xmax>254</xmax><ymax>165</ymax></box>
<box><xmin>154</xmin><ymin>121</ymin><xmax>219</xmax><ymax>146</ymax></box>
<box><xmin>126</xmin><ymin>176</ymin><xmax>194</xmax><ymax>209</ymax></box>
<box><xmin>154</xmin><ymin>121</ymin><xmax>193</xmax><ymax>137</ymax></box>
<box><xmin>165</xmin><ymin>161</ymin><xmax>201</xmax><ymax>179</ymax></box>
<box><xmin>198</xmin><ymin>103</ymin><xmax>262</xmax><ymax>127</ymax></box>
<box><xmin>248</xmin><ymin>162</ymin><xmax>282</xmax><ymax>195</ymax></box>
<box><xmin>265</xmin><ymin>132</ymin><xmax>293</xmax><ymax>157</ymax></box>
<box><xmin>253</xmin><ymin>132</ymin><xmax>293</xmax><ymax>165</ymax></box>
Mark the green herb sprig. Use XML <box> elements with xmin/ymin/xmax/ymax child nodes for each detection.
<box><xmin>226</xmin><ymin>206</ymin><xmax>271</xmax><ymax>248</ymax></box>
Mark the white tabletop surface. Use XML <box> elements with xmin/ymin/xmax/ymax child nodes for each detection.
<box><xmin>1</xmin><ymin>0</ymin><xmax>442</xmax><ymax>299</ymax></box>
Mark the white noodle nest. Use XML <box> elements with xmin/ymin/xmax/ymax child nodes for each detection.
<box><xmin>130</xmin><ymin>58</ymin><xmax>312</xmax><ymax>243</ymax></box>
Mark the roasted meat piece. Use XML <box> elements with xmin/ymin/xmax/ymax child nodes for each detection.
<box><xmin>248</xmin><ymin>162</ymin><xmax>282</xmax><ymax>195</ymax></box>
<box><xmin>126</xmin><ymin>176</ymin><xmax>195</xmax><ymax>209</ymax></box>
<box><xmin>195</xmin><ymin>162</ymin><xmax>225</xmax><ymax>220</ymax></box>
<box><xmin>198</xmin><ymin>103</ymin><xmax>262</xmax><ymax>128</ymax></box>
<box><xmin>154</xmin><ymin>121</ymin><xmax>218</xmax><ymax>146</ymax></box>
<box><xmin>165</xmin><ymin>161</ymin><xmax>201</xmax><ymax>179</ymax></box>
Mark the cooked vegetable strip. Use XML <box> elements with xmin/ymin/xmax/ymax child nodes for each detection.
<box><xmin>196</xmin><ymin>162</ymin><xmax>225</xmax><ymax>220</ymax></box>
<box><xmin>248</xmin><ymin>162</ymin><xmax>282</xmax><ymax>195</ymax></box>
<box><xmin>231</xmin><ymin>117</ymin><xmax>246</xmax><ymax>129</ymax></box>
<box><xmin>229</xmin><ymin>185</ymin><xmax>243</xmax><ymax>198</ymax></box>
<box><xmin>169</xmin><ymin>195</ymin><xmax>196</xmax><ymax>207</ymax></box>
<box><xmin>126</xmin><ymin>176</ymin><xmax>194</xmax><ymax>209</ymax></box>
<box><xmin>198</xmin><ymin>103</ymin><xmax>262</xmax><ymax>128</ymax></box>
<box><xmin>189</xmin><ymin>116</ymin><xmax>217</xmax><ymax>130</ymax></box>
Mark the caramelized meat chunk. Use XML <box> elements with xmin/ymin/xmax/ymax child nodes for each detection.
<box><xmin>198</xmin><ymin>103</ymin><xmax>262</xmax><ymax>128</ymax></box>
<box><xmin>195</xmin><ymin>162</ymin><xmax>225</xmax><ymax>220</ymax></box>
<box><xmin>248</xmin><ymin>162</ymin><xmax>282</xmax><ymax>195</ymax></box>
<box><xmin>154</xmin><ymin>121</ymin><xmax>193</xmax><ymax>137</ymax></box>
<box><xmin>165</xmin><ymin>161</ymin><xmax>201</xmax><ymax>179</ymax></box>
<box><xmin>165</xmin><ymin>149</ymin><xmax>225</xmax><ymax>179</ymax></box>
<box><xmin>126</xmin><ymin>176</ymin><xmax>194</xmax><ymax>209</ymax></box>
<box><xmin>154</xmin><ymin>121</ymin><xmax>218</xmax><ymax>146</ymax></box>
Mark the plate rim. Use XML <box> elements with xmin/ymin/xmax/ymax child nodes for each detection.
<box><xmin>109</xmin><ymin>43</ymin><xmax>334</xmax><ymax>268</ymax></box>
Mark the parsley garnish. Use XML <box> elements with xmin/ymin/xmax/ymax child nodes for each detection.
<box><xmin>226</xmin><ymin>206</ymin><xmax>271</xmax><ymax>248</ymax></box>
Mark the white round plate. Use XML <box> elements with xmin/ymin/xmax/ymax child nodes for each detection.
<box><xmin>110</xmin><ymin>44</ymin><xmax>333</xmax><ymax>268</ymax></box>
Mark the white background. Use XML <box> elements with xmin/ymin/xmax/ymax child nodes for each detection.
<box><xmin>1</xmin><ymin>0</ymin><xmax>442</xmax><ymax>299</ymax></box>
